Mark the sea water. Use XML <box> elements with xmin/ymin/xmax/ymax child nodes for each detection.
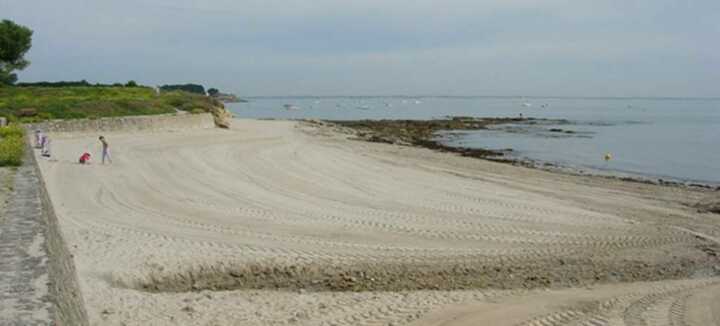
<box><xmin>228</xmin><ymin>97</ymin><xmax>720</xmax><ymax>184</ymax></box>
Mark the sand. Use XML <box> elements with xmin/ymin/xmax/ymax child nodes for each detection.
<box><xmin>34</xmin><ymin>119</ymin><xmax>720</xmax><ymax>325</ymax></box>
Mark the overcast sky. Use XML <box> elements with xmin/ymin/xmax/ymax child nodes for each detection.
<box><xmin>2</xmin><ymin>0</ymin><xmax>718</xmax><ymax>96</ymax></box>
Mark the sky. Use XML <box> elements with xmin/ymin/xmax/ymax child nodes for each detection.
<box><xmin>2</xmin><ymin>0</ymin><xmax>719</xmax><ymax>97</ymax></box>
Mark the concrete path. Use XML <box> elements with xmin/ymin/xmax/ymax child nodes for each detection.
<box><xmin>0</xmin><ymin>162</ymin><xmax>53</xmax><ymax>324</ymax></box>
<box><xmin>0</xmin><ymin>143</ymin><xmax>88</xmax><ymax>326</ymax></box>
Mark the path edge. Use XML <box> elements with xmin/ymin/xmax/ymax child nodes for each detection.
<box><xmin>26</xmin><ymin>138</ymin><xmax>90</xmax><ymax>325</ymax></box>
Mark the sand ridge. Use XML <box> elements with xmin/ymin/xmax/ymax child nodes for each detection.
<box><xmin>35</xmin><ymin>119</ymin><xmax>719</xmax><ymax>325</ymax></box>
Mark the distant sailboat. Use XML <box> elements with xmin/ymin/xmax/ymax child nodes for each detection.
<box><xmin>520</xmin><ymin>97</ymin><xmax>532</xmax><ymax>107</ymax></box>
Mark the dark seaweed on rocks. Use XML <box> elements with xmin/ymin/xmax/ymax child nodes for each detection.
<box><xmin>329</xmin><ymin>117</ymin><xmax>545</xmax><ymax>159</ymax></box>
<box><xmin>319</xmin><ymin>117</ymin><xmax>719</xmax><ymax>190</ymax></box>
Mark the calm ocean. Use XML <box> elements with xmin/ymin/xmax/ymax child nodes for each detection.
<box><xmin>228</xmin><ymin>97</ymin><xmax>720</xmax><ymax>184</ymax></box>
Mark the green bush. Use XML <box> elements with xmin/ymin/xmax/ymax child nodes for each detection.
<box><xmin>0</xmin><ymin>124</ymin><xmax>24</xmax><ymax>138</ymax></box>
<box><xmin>0</xmin><ymin>125</ymin><xmax>25</xmax><ymax>166</ymax></box>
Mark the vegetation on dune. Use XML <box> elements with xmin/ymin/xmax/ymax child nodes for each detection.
<box><xmin>0</xmin><ymin>86</ymin><xmax>222</xmax><ymax>122</ymax></box>
<box><xmin>0</xmin><ymin>124</ymin><xmax>25</xmax><ymax>166</ymax></box>
<box><xmin>16</xmin><ymin>79</ymin><xmax>141</xmax><ymax>88</ymax></box>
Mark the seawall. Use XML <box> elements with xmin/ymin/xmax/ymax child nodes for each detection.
<box><xmin>0</xmin><ymin>141</ymin><xmax>89</xmax><ymax>325</ymax></box>
<box><xmin>31</xmin><ymin>140</ymin><xmax>90</xmax><ymax>325</ymax></box>
<box><xmin>28</xmin><ymin>112</ymin><xmax>215</xmax><ymax>135</ymax></box>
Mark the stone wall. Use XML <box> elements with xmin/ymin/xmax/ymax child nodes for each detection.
<box><xmin>28</xmin><ymin>112</ymin><xmax>215</xmax><ymax>135</ymax></box>
<box><xmin>28</xmin><ymin>142</ymin><xmax>90</xmax><ymax>325</ymax></box>
<box><xmin>0</xmin><ymin>142</ymin><xmax>88</xmax><ymax>325</ymax></box>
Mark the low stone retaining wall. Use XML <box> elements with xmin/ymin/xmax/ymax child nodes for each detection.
<box><xmin>29</xmin><ymin>141</ymin><xmax>90</xmax><ymax>325</ymax></box>
<box><xmin>0</xmin><ymin>142</ymin><xmax>89</xmax><ymax>325</ymax></box>
<box><xmin>28</xmin><ymin>112</ymin><xmax>215</xmax><ymax>135</ymax></box>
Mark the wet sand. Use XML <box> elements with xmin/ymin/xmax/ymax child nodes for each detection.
<box><xmin>35</xmin><ymin>119</ymin><xmax>719</xmax><ymax>325</ymax></box>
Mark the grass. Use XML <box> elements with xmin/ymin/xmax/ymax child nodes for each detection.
<box><xmin>0</xmin><ymin>86</ymin><xmax>221</xmax><ymax>123</ymax></box>
<box><xmin>0</xmin><ymin>125</ymin><xmax>25</xmax><ymax>166</ymax></box>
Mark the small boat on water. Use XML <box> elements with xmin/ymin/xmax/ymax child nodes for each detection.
<box><xmin>283</xmin><ymin>104</ymin><xmax>300</xmax><ymax>110</ymax></box>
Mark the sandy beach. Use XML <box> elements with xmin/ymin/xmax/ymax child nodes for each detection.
<box><xmin>34</xmin><ymin>119</ymin><xmax>720</xmax><ymax>325</ymax></box>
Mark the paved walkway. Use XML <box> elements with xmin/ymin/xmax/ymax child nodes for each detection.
<box><xmin>0</xmin><ymin>160</ymin><xmax>53</xmax><ymax>324</ymax></box>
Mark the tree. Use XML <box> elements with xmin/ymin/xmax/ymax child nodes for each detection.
<box><xmin>0</xmin><ymin>20</ymin><xmax>33</xmax><ymax>86</ymax></box>
<box><xmin>159</xmin><ymin>83</ymin><xmax>206</xmax><ymax>94</ymax></box>
<box><xmin>125</xmin><ymin>80</ymin><xmax>138</xmax><ymax>87</ymax></box>
<box><xmin>207</xmin><ymin>88</ymin><xmax>219</xmax><ymax>96</ymax></box>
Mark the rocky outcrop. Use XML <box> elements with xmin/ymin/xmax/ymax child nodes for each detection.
<box><xmin>209</xmin><ymin>104</ymin><xmax>233</xmax><ymax>129</ymax></box>
<box><xmin>324</xmin><ymin>117</ymin><xmax>527</xmax><ymax>159</ymax></box>
<box><xmin>211</xmin><ymin>93</ymin><xmax>246</xmax><ymax>103</ymax></box>
<box><xmin>696</xmin><ymin>194</ymin><xmax>720</xmax><ymax>214</ymax></box>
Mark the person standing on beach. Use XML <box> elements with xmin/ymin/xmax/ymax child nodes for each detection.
<box><xmin>34</xmin><ymin>129</ymin><xmax>43</xmax><ymax>148</ymax></box>
<box><xmin>99</xmin><ymin>136</ymin><xmax>112</xmax><ymax>164</ymax></box>
<box><xmin>41</xmin><ymin>136</ymin><xmax>51</xmax><ymax>157</ymax></box>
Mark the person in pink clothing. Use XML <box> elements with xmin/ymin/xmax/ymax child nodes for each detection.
<box><xmin>79</xmin><ymin>152</ymin><xmax>91</xmax><ymax>164</ymax></box>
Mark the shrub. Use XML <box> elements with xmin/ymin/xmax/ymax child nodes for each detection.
<box><xmin>0</xmin><ymin>124</ymin><xmax>24</xmax><ymax>138</ymax></box>
<box><xmin>0</xmin><ymin>86</ymin><xmax>218</xmax><ymax>122</ymax></box>
<box><xmin>0</xmin><ymin>125</ymin><xmax>25</xmax><ymax>166</ymax></box>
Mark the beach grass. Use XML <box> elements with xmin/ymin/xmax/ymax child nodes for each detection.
<box><xmin>0</xmin><ymin>86</ymin><xmax>220</xmax><ymax>122</ymax></box>
<box><xmin>0</xmin><ymin>125</ymin><xmax>25</xmax><ymax>166</ymax></box>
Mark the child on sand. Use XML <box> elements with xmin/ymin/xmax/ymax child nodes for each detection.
<box><xmin>99</xmin><ymin>136</ymin><xmax>111</xmax><ymax>164</ymax></box>
<box><xmin>34</xmin><ymin>129</ymin><xmax>43</xmax><ymax>148</ymax></box>
<box><xmin>79</xmin><ymin>152</ymin><xmax>91</xmax><ymax>164</ymax></box>
<box><xmin>41</xmin><ymin>136</ymin><xmax>51</xmax><ymax>157</ymax></box>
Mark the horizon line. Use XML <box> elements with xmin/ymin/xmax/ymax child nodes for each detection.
<box><xmin>242</xmin><ymin>95</ymin><xmax>720</xmax><ymax>100</ymax></box>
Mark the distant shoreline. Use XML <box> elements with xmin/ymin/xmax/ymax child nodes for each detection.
<box><xmin>319</xmin><ymin>117</ymin><xmax>720</xmax><ymax>191</ymax></box>
<box><xmin>243</xmin><ymin>95</ymin><xmax>720</xmax><ymax>101</ymax></box>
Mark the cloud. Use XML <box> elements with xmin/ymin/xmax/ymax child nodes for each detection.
<box><xmin>4</xmin><ymin>0</ymin><xmax>719</xmax><ymax>96</ymax></box>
